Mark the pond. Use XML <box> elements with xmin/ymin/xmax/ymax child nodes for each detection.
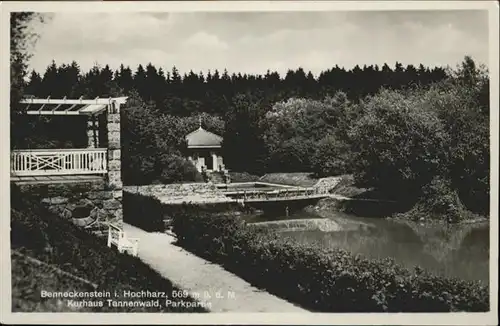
<box><xmin>245</xmin><ymin>208</ymin><xmax>490</xmax><ymax>283</ymax></box>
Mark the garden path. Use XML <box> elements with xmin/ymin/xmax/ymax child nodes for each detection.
<box><xmin>123</xmin><ymin>223</ymin><xmax>309</xmax><ymax>313</ymax></box>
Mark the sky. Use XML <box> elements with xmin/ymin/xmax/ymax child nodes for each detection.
<box><xmin>26</xmin><ymin>10</ymin><xmax>489</xmax><ymax>77</ymax></box>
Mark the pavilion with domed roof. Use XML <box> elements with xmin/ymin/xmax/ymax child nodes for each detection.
<box><xmin>185</xmin><ymin>118</ymin><xmax>225</xmax><ymax>173</ymax></box>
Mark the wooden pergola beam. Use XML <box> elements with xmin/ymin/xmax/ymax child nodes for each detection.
<box><xmin>64</xmin><ymin>96</ymin><xmax>83</xmax><ymax>112</ymax></box>
<box><xmin>21</xmin><ymin>96</ymin><xmax>128</xmax><ymax>116</ymax></box>
<box><xmin>20</xmin><ymin>96</ymin><xmax>128</xmax><ymax>105</ymax></box>
<box><xmin>37</xmin><ymin>96</ymin><xmax>50</xmax><ymax>112</ymax></box>
<box><xmin>51</xmin><ymin>96</ymin><xmax>66</xmax><ymax>113</ymax></box>
<box><xmin>25</xmin><ymin>111</ymin><xmax>85</xmax><ymax>116</ymax></box>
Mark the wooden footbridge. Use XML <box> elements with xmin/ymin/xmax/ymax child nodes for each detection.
<box><xmin>222</xmin><ymin>187</ymin><xmax>329</xmax><ymax>203</ymax></box>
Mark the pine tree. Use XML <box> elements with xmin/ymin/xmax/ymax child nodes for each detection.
<box><xmin>134</xmin><ymin>64</ymin><xmax>148</xmax><ymax>99</ymax></box>
<box><xmin>115</xmin><ymin>64</ymin><xmax>134</xmax><ymax>95</ymax></box>
<box><xmin>40</xmin><ymin>60</ymin><xmax>59</xmax><ymax>97</ymax></box>
<box><xmin>25</xmin><ymin>70</ymin><xmax>42</xmax><ymax>96</ymax></box>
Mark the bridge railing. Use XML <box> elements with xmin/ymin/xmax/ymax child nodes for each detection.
<box><xmin>228</xmin><ymin>186</ymin><xmax>327</xmax><ymax>201</ymax></box>
<box><xmin>11</xmin><ymin>148</ymin><xmax>108</xmax><ymax>177</ymax></box>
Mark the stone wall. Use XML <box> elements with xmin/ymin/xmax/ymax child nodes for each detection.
<box><xmin>313</xmin><ymin>176</ymin><xmax>343</xmax><ymax>194</ymax></box>
<box><xmin>124</xmin><ymin>183</ymin><xmax>232</xmax><ymax>204</ymax></box>
<box><xmin>16</xmin><ymin>180</ymin><xmax>123</xmax><ymax>237</ymax></box>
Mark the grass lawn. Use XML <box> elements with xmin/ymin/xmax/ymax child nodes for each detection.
<box><xmin>228</xmin><ymin>171</ymin><xmax>261</xmax><ymax>183</ymax></box>
<box><xmin>259</xmin><ymin>172</ymin><xmax>318</xmax><ymax>187</ymax></box>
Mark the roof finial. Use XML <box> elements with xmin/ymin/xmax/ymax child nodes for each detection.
<box><xmin>198</xmin><ymin>115</ymin><xmax>202</xmax><ymax>129</ymax></box>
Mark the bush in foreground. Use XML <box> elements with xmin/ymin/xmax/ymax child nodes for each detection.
<box><xmin>123</xmin><ymin>191</ymin><xmax>166</xmax><ymax>232</ymax></box>
<box><xmin>10</xmin><ymin>186</ymin><xmax>207</xmax><ymax>312</ymax></box>
<box><xmin>122</xmin><ymin>191</ymin><xmax>240</xmax><ymax>232</ymax></box>
<box><xmin>171</xmin><ymin>205</ymin><xmax>489</xmax><ymax>312</ymax></box>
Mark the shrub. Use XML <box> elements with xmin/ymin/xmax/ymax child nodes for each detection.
<box><xmin>394</xmin><ymin>177</ymin><xmax>478</xmax><ymax>223</ymax></box>
<box><xmin>158</xmin><ymin>153</ymin><xmax>204</xmax><ymax>184</ymax></box>
<box><xmin>122</xmin><ymin>193</ymin><xmax>240</xmax><ymax>233</ymax></box>
<box><xmin>171</xmin><ymin>207</ymin><xmax>489</xmax><ymax>312</ymax></box>
<box><xmin>122</xmin><ymin>191</ymin><xmax>166</xmax><ymax>232</ymax></box>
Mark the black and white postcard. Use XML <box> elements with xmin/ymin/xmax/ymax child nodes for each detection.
<box><xmin>1</xmin><ymin>1</ymin><xmax>498</xmax><ymax>325</ymax></box>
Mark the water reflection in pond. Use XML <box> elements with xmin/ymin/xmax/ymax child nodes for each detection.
<box><xmin>245</xmin><ymin>209</ymin><xmax>489</xmax><ymax>283</ymax></box>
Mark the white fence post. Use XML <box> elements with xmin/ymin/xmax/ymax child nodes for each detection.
<box><xmin>107</xmin><ymin>226</ymin><xmax>112</xmax><ymax>248</ymax></box>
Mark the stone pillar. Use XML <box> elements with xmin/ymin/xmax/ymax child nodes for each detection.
<box><xmin>106</xmin><ymin>103</ymin><xmax>123</xmax><ymax>228</ymax></box>
<box><xmin>212</xmin><ymin>152</ymin><xmax>218</xmax><ymax>171</ymax></box>
<box><xmin>87</xmin><ymin>116</ymin><xmax>97</xmax><ymax>148</ymax></box>
<box><xmin>107</xmin><ymin>111</ymin><xmax>122</xmax><ymax>189</ymax></box>
<box><xmin>219</xmin><ymin>156</ymin><xmax>224</xmax><ymax>171</ymax></box>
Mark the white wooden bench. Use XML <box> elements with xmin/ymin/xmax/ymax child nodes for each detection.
<box><xmin>107</xmin><ymin>224</ymin><xmax>140</xmax><ymax>257</ymax></box>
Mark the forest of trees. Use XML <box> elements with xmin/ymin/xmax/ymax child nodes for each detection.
<box><xmin>20</xmin><ymin>60</ymin><xmax>450</xmax><ymax>169</ymax></box>
<box><xmin>14</xmin><ymin>55</ymin><xmax>489</xmax><ymax>223</ymax></box>
<box><xmin>24</xmin><ymin>60</ymin><xmax>449</xmax><ymax>115</ymax></box>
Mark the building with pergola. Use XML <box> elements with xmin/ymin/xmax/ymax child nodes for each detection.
<box><xmin>11</xmin><ymin>96</ymin><xmax>127</xmax><ymax>183</ymax></box>
<box><xmin>185</xmin><ymin>121</ymin><xmax>225</xmax><ymax>173</ymax></box>
<box><xmin>11</xmin><ymin>96</ymin><xmax>127</xmax><ymax>234</ymax></box>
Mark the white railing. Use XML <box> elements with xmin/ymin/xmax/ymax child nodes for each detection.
<box><xmin>224</xmin><ymin>187</ymin><xmax>329</xmax><ymax>202</ymax></box>
<box><xmin>11</xmin><ymin>148</ymin><xmax>107</xmax><ymax>176</ymax></box>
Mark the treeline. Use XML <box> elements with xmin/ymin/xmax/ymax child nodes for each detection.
<box><xmin>24</xmin><ymin>60</ymin><xmax>448</xmax><ymax>116</ymax></box>
<box><xmin>18</xmin><ymin>56</ymin><xmax>489</xmax><ymax>221</ymax></box>
<box><xmin>21</xmin><ymin>58</ymin><xmax>450</xmax><ymax>172</ymax></box>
